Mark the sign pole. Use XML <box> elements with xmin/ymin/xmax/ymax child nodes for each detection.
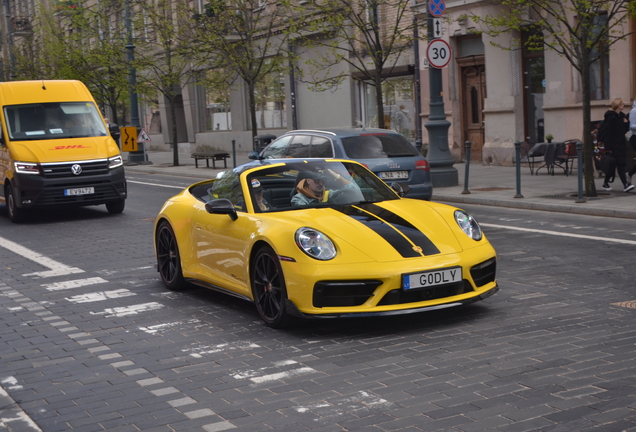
<box><xmin>424</xmin><ymin>0</ymin><xmax>458</xmax><ymax>187</ymax></box>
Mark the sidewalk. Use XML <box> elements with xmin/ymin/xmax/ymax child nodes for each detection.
<box><xmin>124</xmin><ymin>150</ymin><xmax>636</xmax><ymax>219</ymax></box>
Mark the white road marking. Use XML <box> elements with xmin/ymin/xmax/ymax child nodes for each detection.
<box><xmin>139</xmin><ymin>319</ymin><xmax>202</xmax><ymax>334</ymax></box>
<box><xmin>293</xmin><ymin>390</ymin><xmax>392</xmax><ymax>418</ymax></box>
<box><xmin>90</xmin><ymin>302</ymin><xmax>164</xmax><ymax>317</ymax></box>
<box><xmin>65</xmin><ymin>289</ymin><xmax>136</xmax><ymax>304</ymax></box>
<box><xmin>43</xmin><ymin>277</ymin><xmax>108</xmax><ymax>291</ymax></box>
<box><xmin>182</xmin><ymin>341</ymin><xmax>261</xmax><ymax>358</ymax></box>
<box><xmin>1</xmin><ymin>376</ymin><xmax>22</xmax><ymax>390</ymax></box>
<box><xmin>231</xmin><ymin>360</ymin><xmax>318</xmax><ymax>384</ymax></box>
<box><xmin>481</xmin><ymin>223</ymin><xmax>636</xmax><ymax>245</ymax></box>
<box><xmin>127</xmin><ymin>180</ymin><xmax>184</xmax><ymax>189</ymax></box>
<box><xmin>0</xmin><ymin>236</ymin><xmax>83</xmax><ymax>278</ymax></box>
<box><xmin>248</xmin><ymin>367</ymin><xmax>316</xmax><ymax>384</ymax></box>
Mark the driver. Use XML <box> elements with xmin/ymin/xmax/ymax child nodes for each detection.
<box><xmin>291</xmin><ymin>169</ymin><xmax>356</xmax><ymax>208</ymax></box>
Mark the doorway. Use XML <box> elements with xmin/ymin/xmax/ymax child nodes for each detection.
<box><xmin>460</xmin><ymin>63</ymin><xmax>486</xmax><ymax>161</ymax></box>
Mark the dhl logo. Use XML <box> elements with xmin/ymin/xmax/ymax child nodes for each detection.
<box><xmin>51</xmin><ymin>145</ymin><xmax>91</xmax><ymax>150</ymax></box>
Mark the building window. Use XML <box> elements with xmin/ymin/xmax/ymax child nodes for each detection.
<box><xmin>589</xmin><ymin>14</ymin><xmax>609</xmax><ymax>101</ymax></box>
<box><xmin>254</xmin><ymin>68</ymin><xmax>286</xmax><ymax>129</ymax></box>
<box><xmin>197</xmin><ymin>70</ymin><xmax>232</xmax><ymax>131</ymax></box>
<box><xmin>357</xmin><ymin>76</ymin><xmax>415</xmax><ymax>141</ymax></box>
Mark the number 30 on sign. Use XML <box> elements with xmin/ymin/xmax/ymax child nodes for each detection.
<box><xmin>426</xmin><ymin>39</ymin><xmax>452</xmax><ymax>69</ymax></box>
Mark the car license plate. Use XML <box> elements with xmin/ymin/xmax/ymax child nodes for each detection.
<box><xmin>380</xmin><ymin>171</ymin><xmax>408</xmax><ymax>180</ymax></box>
<box><xmin>64</xmin><ymin>187</ymin><xmax>95</xmax><ymax>196</ymax></box>
<box><xmin>403</xmin><ymin>267</ymin><xmax>462</xmax><ymax>290</ymax></box>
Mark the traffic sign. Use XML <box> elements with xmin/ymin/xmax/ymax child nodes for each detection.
<box><xmin>433</xmin><ymin>18</ymin><xmax>442</xmax><ymax>38</ymax></box>
<box><xmin>120</xmin><ymin>126</ymin><xmax>138</xmax><ymax>152</ymax></box>
<box><xmin>426</xmin><ymin>39</ymin><xmax>452</xmax><ymax>69</ymax></box>
<box><xmin>137</xmin><ymin>128</ymin><xmax>151</xmax><ymax>142</ymax></box>
<box><xmin>429</xmin><ymin>0</ymin><xmax>445</xmax><ymax>17</ymax></box>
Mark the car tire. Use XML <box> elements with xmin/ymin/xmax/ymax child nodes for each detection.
<box><xmin>106</xmin><ymin>199</ymin><xmax>125</xmax><ymax>214</ymax></box>
<box><xmin>251</xmin><ymin>245</ymin><xmax>291</xmax><ymax>328</ymax></box>
<box><xmin>156</xmin><ymin>221</ymin><xmax>187</xmax><ymax>291</ymax></box>
<box><xmin>6</xmin><ymin>184</ymin><xmax>25</xmax><ymax>223</ymax></box>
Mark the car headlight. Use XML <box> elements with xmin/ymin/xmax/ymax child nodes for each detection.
<box><xmin>295</xmin><ymin>227</ymin><xmax>337</xmax><ymax>260</ymax></box>
<box><xmin>14</xmin><ymin>161</ymin><xmax>39</xmax><ymax>174</ymax></box>
<box><xmin>109</xmin><ymin>155</ymin><xmax>123</xmax><ymax>169</ymax></box>
<box><xmin>454</xmin><ymin>210</ymin><xmax>482</xmax><ymax>241</ymax></box>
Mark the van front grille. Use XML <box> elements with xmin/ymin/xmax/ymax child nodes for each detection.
<box><xmin>41</xmin><ymin>160</ymin><xmax>109</xmax><ymax>179</ymax></box>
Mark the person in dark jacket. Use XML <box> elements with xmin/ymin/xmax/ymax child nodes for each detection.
<box><xmin>601</xmin><ymin>98</ymin><xmax>633</xmax><ymax>192</ymax></box>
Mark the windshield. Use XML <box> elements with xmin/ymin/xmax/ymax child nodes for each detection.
<box><xmin>341</xmin><ymin>133</ymin><xmax>418</xmax><ymax>158</ymax></box>
<box><xmin>247</xmin><ymin>160</ymin><xmax>399</xmax><ymax>213</ymax></box>
<box><xmin>4</xmin><ymin>102</ymin><xmax>108</xmax><ymax>141</ymax></box>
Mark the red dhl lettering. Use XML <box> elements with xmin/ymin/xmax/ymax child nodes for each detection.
<box><xmin>51</xmin><ymin>145</ymin><xmax>91</xmax><ymax>150</ymax></box>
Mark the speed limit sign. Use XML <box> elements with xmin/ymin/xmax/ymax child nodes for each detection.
<box><xmin>426</xmin><ymin>39</ymin><xmax>452</xmax><ymax>69</ymax></box>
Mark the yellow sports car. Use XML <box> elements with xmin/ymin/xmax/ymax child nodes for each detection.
<box><xmin>154</xmin><ymin>159</ymin><xmax>498</xmax><ymax>328</ymax></box>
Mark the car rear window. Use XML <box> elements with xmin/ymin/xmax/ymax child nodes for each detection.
<box><xmin>341</xmin><ymin>134</ymin><xmax>419</xmax><ymax>159</ymax></box>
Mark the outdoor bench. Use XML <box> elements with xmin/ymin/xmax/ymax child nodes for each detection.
<box><xmin>191</xmin><ymin>152</ymin><xmax>231</xmax><ymax>169</ymax></box>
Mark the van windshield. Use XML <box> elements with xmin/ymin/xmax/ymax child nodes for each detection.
<box><xmin>4</xmin><ymin>102</ymin><xmax>108</xmax><ymax>141</ymax></box>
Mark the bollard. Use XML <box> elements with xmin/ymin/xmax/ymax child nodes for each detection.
<box><xmin>514</xmin><ymin>141</ymin><xmax>524</xmax><ymax>198</ymax></box>
<box><xmin>575</xmin><ymin>141</ymin><xmax>585</xmax><ymax>203</ymax></box>
<box><xmin>232</xmin><ymin>139</ymin><xmax>237</xmax><ymax>168</ymax></box>
<box><xmin>462</xmin><ymin>141</ymin><xmax>471</xmax><ymax>194</ymax></box>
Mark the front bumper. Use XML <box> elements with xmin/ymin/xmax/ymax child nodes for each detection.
<box><xmin>285</xmin><ymin>285</ymin><xmax>499</xmax><ymax>318</ymax></box>
<box><xmin>11</xmin><ymin>166</ymin><xmax>127</xmax><ymax>208</ymax></box>
<box><xmin>281</xmin><ymin>243</ymin><xmax>497</xmax><ymax>318</ymax></box>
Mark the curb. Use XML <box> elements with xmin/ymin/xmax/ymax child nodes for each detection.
<box><xmin>434</xmin><ymin>194</ymin><xmax>636</xmax><ymax>220</ymax></box>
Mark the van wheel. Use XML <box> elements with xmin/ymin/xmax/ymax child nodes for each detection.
<box><xmin>6</xmin><ymin>184</ymin><xmax>25</xmax><ymax>223</ymax></box>
<box><xmin>106</xmin><ymin>199</ymin><xmax>125</xmax><ymax>214</ymax></box>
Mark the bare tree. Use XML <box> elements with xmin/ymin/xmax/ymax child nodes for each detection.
<box><xmin>296</xmin><ymin>0</ymin><xmax>419</xmax><ymax>129</ymax></box>
<box><xmin>189</xmin><ymin>0</ymin><xmax>295</xmax><ymax>138</ymax></box>
<box><xmin>472</xmin><ymin>0</ymin><xmax>636</xmax><ymax>196</ymax></box>
<box><xmin>133</xmin><ymin>0</ymin><xmax>198</xmax><ymax>166</ymax></box>
<box><xmin>13</xmin><ymin>1</ymin><xmax>130</xmax><ymax>124</ymax></box>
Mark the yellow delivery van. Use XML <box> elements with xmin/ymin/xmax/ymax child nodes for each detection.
<box><xmin>0</xmin><ymin>80</ymin><xmax>126</xmax><ymax>222</ymax></box>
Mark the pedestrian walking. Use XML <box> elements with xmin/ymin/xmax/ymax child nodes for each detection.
<box><xmin>600</xmin><ymin>98</ymin><xmax>633</xmax><ymax>192</ymax></box>
<box><xmin>627</xmin><ymin>101</ymin><xmax>636</xmax><ymax>183</ymax></box>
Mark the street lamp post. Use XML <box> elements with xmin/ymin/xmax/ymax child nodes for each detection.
<box><xmin>423</xmin><ymin>0</ymin><xmax>457</xmax><ymax>187</ymax></box>
<box><xmin>125</xmin><ymin>0</ymin><xmax>145</xmax><ymax>164</ymax></box>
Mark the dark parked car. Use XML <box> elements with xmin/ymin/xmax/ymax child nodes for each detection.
<box><xmin>249</xmin><ymin>128</ymin><xmax>432</xmax><ymax>200</ymax></box>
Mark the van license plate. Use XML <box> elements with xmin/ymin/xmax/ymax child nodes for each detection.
<box><xmin>380</xmin><ymin>171</ymin><xmax>408</xmax><ymax>180</ymax></box>
<box><xmin>64</xmin><ymin>187</ymin><xmax>95</xmax><ymax>196</ymax></box>
<box><xmin>403</xmin><ymin>267</ymin><xmax>462</xmax><ymax>290</ymax></box>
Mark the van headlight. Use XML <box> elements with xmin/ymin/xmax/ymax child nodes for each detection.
<box><xmin>109</xmin><ymin>155</ymin><xmax>123</xmax><ymax>169</ymax></box>
<box><xmin>295</xmin><ymin>227</ymin><xmax>337</xmax><ymax>260</ymax></box>
<box><xmin>454</xmin><ymin>210</ymin><xmax>482</xmax><ymax>241</ymax></box>
<box><xmin>14</xmin><ymin>161</ymin><xmax>40</xmax><ymax>174</ymax></box>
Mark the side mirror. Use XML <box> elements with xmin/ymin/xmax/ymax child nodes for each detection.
<box><xmin>205</xmin><ymin>198</ymin><xmax>238</xmax><ymax>221</ymax></box>
<box><xmin>390</xmin><ymin>182</ymin><xmax>410</xmax><ymax>197</ymax></box>
<box><xmin>248</xmin><ymin>151</ymin><xmax>260</xmax><ymax>160</ymax></box>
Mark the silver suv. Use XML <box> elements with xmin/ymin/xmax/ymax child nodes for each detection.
<box><xmin>249</xmin><ymin>128</ymin><xmax>433</xmax><ymax>200</ymax></box>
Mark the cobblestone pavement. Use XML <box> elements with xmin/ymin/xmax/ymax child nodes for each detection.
<box><xmin>2</xmin><ymin>154</ymin><xmax>636</xmax><ymax>431</ymax></box>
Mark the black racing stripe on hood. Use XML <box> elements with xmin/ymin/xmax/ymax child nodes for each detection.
<box><xmin>336</xmin><ymin>206</ymin><xmax>421</xmax><ymax>258</ymax></box>
<box><xmin>357</xmin><ymin>203</ymin><xmax>440</xmax><ymax>256</ymax></box>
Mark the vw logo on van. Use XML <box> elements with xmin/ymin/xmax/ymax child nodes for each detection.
<box><xmin>71</xmin><ymin>164</ymin><xmax>82</xmax><ymax>175</ymax></box>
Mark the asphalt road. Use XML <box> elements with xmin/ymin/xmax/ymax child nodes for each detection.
<box><xmin>1</xmin><ymin>171</ymin><xmax>636</xmax><ymax>432</ymax></box>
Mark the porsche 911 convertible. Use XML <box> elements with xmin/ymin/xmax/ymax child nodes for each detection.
<box><xmin>154</xmin><ymin>159</ymin><xmax>498</xmax><ymax>328</ymax></box>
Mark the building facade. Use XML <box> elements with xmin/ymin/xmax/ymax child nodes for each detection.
<box><xmin>1</xmin><ymin>0</ymin><xmax>634</xmax><ymax>166</ymax></box>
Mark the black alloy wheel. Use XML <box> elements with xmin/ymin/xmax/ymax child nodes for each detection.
<box><xmin>156</xmin><ymin>221</ymin><xmax>186</xmax><ymax>291</ymax></box>
<box><xmin>251</xmin><ymin>245</ymin><xmax>291</xmax><ymax>328</ymax></box>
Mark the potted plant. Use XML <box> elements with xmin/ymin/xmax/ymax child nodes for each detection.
<box><xmin>545</xmin><ymin>134</ymin><xmax>553</xmax><ymax>143</ymax></box>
